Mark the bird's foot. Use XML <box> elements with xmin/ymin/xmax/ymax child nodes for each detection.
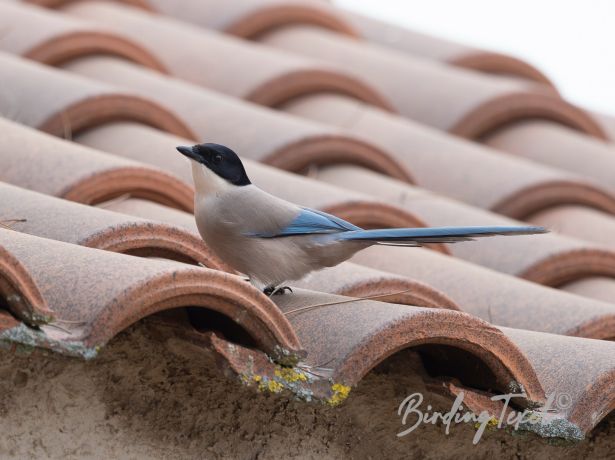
<box><xmin>263</xmin><ymin>285</ymin><xmax>293</xmax><ymax>296</ymax></box>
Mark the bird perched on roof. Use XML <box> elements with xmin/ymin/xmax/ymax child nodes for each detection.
<box><xmin>178</xmin><ymin>143</ymin><xmax>547</xmax><ymax>296</ymax></box>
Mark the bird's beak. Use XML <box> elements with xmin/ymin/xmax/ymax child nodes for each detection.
<box><xmin>176</xmin><ymin>145</ymin><xmax>200</xmax><ymax>161</ymax></box>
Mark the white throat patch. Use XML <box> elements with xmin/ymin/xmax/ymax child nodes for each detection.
<box><xmin>190</xmin><ymin>160</ymin><xmax>235</xmax><ymax>198</ymax></box>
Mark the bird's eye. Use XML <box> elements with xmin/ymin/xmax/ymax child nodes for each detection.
<box><xmin>213</xmin><ymin>154</ymin><xmax>222</xmax><ymax>165</ymax></box>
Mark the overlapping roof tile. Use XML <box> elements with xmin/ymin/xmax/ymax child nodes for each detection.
<box><xmin>502</xmin><ymin>327</ymin><xmax>615</xmax><ymax>436</ymax></box>
<box><xmin>484</xmin><ymin>120</ymin><xmax>615</xmax><ymax>192</ymax></box>
<box><xmin>337</xmin><ymin>10</ymin><xmax>555</xmax><ymax>86</ymax></box>
<box><xmin>0</xmin><ymin>182</ymin><xmax>227</xmax><ymax>269</ymax></box>
<box><xmin>315</xmin><ymin>166</ymin><xmax>615</xmax><ymax>289</ymax></box>
<box><xmin>29</xmin><ymin>1</ymin><xmax>614</xmax><ymax>230</ymax></box>
<box><xmin>352</xmin><ymin>246</ymin><xmax>615</xmax><ymax>339</ymax></box>
<box><xmin>0</xmin><ymin>52</ymin><xmax>194</xmax><ymax>139</ymax></box>
<box><xmin>0</xmin><ymin>116</ymin><xmax>193</xmax><ymax>209</ymax></box>
<box><xmin>62</xmin><ymin>55</ymin><xmax>410</xmax><ymax>180</ymax></box>
<box><xmin>256</xmin><ymin>26</ymin><xmax>604</xmax><ymax>139</ymax></box>
<box><xmin>270</xmin><ymin>289</ymin><xmax>545</xmax><ymax>403</ymax></box>
<box><xmin>0</xmin><ymin>228</ymin><xmax>302</xmax><ymax>361</ymax></box>
<box><xmin>0</xmin><ymin>1</ymin><xmax>165</xmax><ymax>69</ymax></box>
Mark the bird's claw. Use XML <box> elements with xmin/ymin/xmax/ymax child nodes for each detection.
<box><xmin>263</xmin><ymin>285</ymin><xmax>293</xmax><ymax>296</ymax></box>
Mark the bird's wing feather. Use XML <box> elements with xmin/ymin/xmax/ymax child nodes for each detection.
<box><xmin>246</xmin><ymin>207</ymin><xmax>360</xmax><ymax>238</ymax></box>
<box><xmin>337</xmin><ymin>225</ymin><xmax>547</xmax><ymax>244</ymax></box>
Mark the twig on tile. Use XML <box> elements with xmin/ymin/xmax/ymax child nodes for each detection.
<box><xmin>96</xmin><ymin>194</ymin><xmax>132</xmax><ymax>209</ymax></box>
<box><xmin>52</xmin><ymin>318</ymin><xmax>89</xmax><ymax>324</ymax></box>
<box><xmin>44</xmin><ymin>323</ymin><xmax>72</xmax><ymax>334</ymax></box>
<box><xmin>61</xmin><ymin>111</ymin><xmax>72</xmax><ymax>141</ymax></box>
<box><xmin>284</xmin><ymin>289</ymin><xmax>412</xmax><ymax>316</ymax></box>
<box><xmin>0</xmin><ymin>218</ymin><xmax>26</xmax><ymax>230</ymax></box>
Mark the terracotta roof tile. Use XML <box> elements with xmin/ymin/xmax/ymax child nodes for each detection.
<box><xmin>0</xmin><ymin>238</ymin><xmax>52</xmax><ymax>325</ymax></box>
<box><xmin>340</xmin><ymin>10</ymin><xmax>555</xmax><ymax>86</ymax></box>
<box><xmin>0</xmin><ymin>1</ymin><xmax>165</xmax><ymax>70</ymax></box>
<box><xmin>528</xmin><ymin>205</ymin><xmax>615</xmax><ymax>250</ymax></box>
<box><xmin>315</xmin><ymin>166</ymin><xmax>615</xmax><ymax>288</ymax></box>
<box><xmin>0</xmin><ymin>182</ymin><xmax>227</xmax><ymax>269</ymax></box>
<box><xmin>0</xmin><ymin>52</ymin><xmax>194</xmax><ymax>139</ymax></box>
<box><xmin>0</xmin><ymin>117</ymin><xmax>193</xmax><ymax>210</ymax></box>
<box><xmin>281</xmin><ymin>93</ymin><xmax>615</xmax><ymax>220</ymax></box>
<box><xmin>46</xmin><ymin>0</ymin><xmax>555</xmax><ymax>87</ymax></box>
<box><xmin>293</xmin><ymin>262</ymin><xmax>460</xmax><ymax>310</ymax></box>
<box><xmin>484</xmin><ymin>120</ymin><xmax>615</xmax><ymax>193</ymax></box>
<box><xmin>352</xmin><ymin>246</ymin><xmax>615</xmax><ymax>339</ymax></box>
<box><xmin>256</xmin><ymin>25</ymin><xmax>605</xmax><ymax>139</ymax></box>
<box><xmin>561</xmin><ymin>277</ymin><xmax>615</xmax><ymax>305</ymax></box>
<box><xmin>137</xmin><ymin>0</ymin><xmax>358</xmax><ymax>38</ymax></box>
<box><xmin>0</xmin><ymin>228</ymin><xmax>302</xmax><ymax>361</ymax></box>
<box><xmin>99</xmin><ymin>197</ymin><xmax>200</xmax><ymax>233</ymax></box>
<box><xmin>59</xmin><ymin>0</ymin><xmax>391</xmax><ymax>109</ymax></box>
<box><xmin>35</xmin><ymin>2</ymin><xmax>615</xmax><ymax>224</ymax></box>
<box><xmin>270</xmin><ymin>290</ymin><xmax>544</xmax><ymax>401</ymax></box>
<box><xmin>59</xmin><ymin>55</ymin><xmax>410</xmax><ymax>180</ymax></box>
<box><xmin>593</xmin><ymin>111</ymin><xmax>615</xmax><ymax>140</ymax></box>
<box><xmin>503</xmin><ymin>327</ymin><xmax>615</xmax><ymax>435</ymax></box>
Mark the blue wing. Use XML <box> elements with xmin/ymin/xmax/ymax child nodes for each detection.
<box><xmin>247</xmin><ymin>208</ymin><xmax>361</xmax><ymax>238</ymax></box>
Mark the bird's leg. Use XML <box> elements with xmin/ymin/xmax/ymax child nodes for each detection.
<box><xmin>263</xmin><ymin>284</ymin><xmax>293</xmax><ymax>296</ymax></box>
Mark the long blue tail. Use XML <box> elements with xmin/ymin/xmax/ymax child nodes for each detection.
<box><xmin>336</xmin><ymin>225</ymin><xmax>547</xmax><ymax>246</ymax></box>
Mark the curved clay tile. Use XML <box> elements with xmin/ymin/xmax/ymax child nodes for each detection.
<box><xmin>528</xmin><ymin>205</ymin><xmax>615</xmax><ymax>251</ymax></box>
<box><xmin>258</xmin><ymin>26</ymin><xmax>606</xmax><ymax>140</ymax></box>
<box><xmin>341</xmin><ymin>11</ymin><xmax>555</xmax><ymax>87</ymax></box>
<box><xmin>0</xmin><ymin>52</ymin><xmax>194</xmax><ymax>139</ymax></box>
<box><xmin>593</xmin><ymin>111</ymin><xmax>615</xmax><ymax>141</ymax></box>
<box><xmin>99</xmin><ymin>198</ymin><xmax>200</xmax><ymax>233</ymax></box>
<box><xmin>0</xmin><ymin>243</ymin><xmax>52</xmax><ymax>326</ymax></box>
<box><xmin>0</xmin><ymin>228</ymin><xmax>302</xmax><ymax>361</ymax></box>
<box><xmin>503</xmin><ymin>327</ymin><xmax>615</xmax><ymax>436</ymax></box>
<box><xmin>0</xmin><ymin>1</ymin><xmax>165</xmax><ymax>70</ymax></box>
<box><xmin>560</xmin><ymin>277</ymin><xmax>615</xmax><ymax>305</ymax></box>
<box><xmin>61</xmin><ymin>1</ymin><xmax>392</xmax><ymax>110</ymax></box>
<box><xmin>484</xmin><ymin>120</ymin><xmax>615</xmax><ymax>194</ymax></box>
<box><xmin>135</xmin><ymin>0</ymin><xmax>358</xmax><ymax>38</ymax></box>
<box><xmin>0</xmin><ymin>118</ymin><xmax>193</xmax><ymax>210</ymax></box>
<box><xmin>293</xmin><ymin>262</ymin><xmax>460</xmax><ymax>310</ymax></box>
<box><xmin>352</xmin><ymin>246</ymin><xmax>615</xmax><ymax>340</ymax></box>
<box><xmin>273</xmin><ymin>289</ymin><xmax>544</xmax><ymax>403</ymax></box>
<box><xmin>0</xmin><ymin>182</ymin><xmax>228</xmax><ymax>270</ymax></box>
<box><xmin>281</xmin><ymin>94</ymin><xmax>615</xmax><ymax>219</ymax></box>
<box><xmin>0</xmin><ymin>311</ymin><xmax>21</xmax><ymax>333</ymax></box>
<box><xmin>72</xmin><ymin>122</ymin><xmax>443</xmax><ymax>251</ymax></box>
<box><xmin>61</xmin><ymin>56</ymin><xmax>411</xmax><ymax>181</ymax></box>
<box><xmin>315</xmin><ymin>166</ymin><xmax>615</xmax><ymax>288</ymax></box>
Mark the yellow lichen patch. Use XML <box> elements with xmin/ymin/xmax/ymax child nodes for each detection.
<box><xmin>274</xmin><ymin>367</ymin><xmax>308</xmax><ymax>383</ymax></box>
<box><xmin>327</xmin><ymin>383</ymin><xmax>351</xmax><ymax>406</ymax></box>
<box><xmin>252</xmin><ymin>375</ymin><xmax>262</xmax><ymax>383</ymax></box>
<box><xmin>258</xmin><ymin>379</ymin><xmax>284</xmax><ymax>394</ymax></box>
<box><xmin>474</xmin><ymin>417</ymin><xmax>499</xmax><ymax>430</ymax></box>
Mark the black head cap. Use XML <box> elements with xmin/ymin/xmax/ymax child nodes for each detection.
<box><xmin>177</xmin><ymin>143</ymin><xmax>251</xmax><ymax>186</ymax></box>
